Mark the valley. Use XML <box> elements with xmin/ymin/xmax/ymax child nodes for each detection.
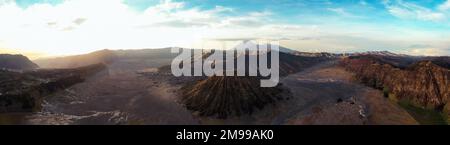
<box><xmin>0</xmin><ymin>48</ymin><xmax>448</xmax><ymax>125</ymax></box>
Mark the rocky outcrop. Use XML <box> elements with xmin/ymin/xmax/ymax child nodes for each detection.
<box><xmin>341</xmin><ymin>56</ymin><xmax>449</xmax><ymax>110</ymax></box>
<box><xmin>0</xmin><ymin>54</ymin><xmax>38</xmax><ymax>71</ymax></box>
<box><xmin>0</xmin><ymin>64</ymin><xmax>107</xmax><ymax>113</ymax></box>
<box><xmin>180</xmin><ymin>76</ymin><xmax>291</xmax><ymax>118</ymax></box>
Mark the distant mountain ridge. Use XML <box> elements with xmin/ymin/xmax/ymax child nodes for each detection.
<box><xmin>33</xmin><ymin>48</ymin><xmax>181</xmax><ymax>69</ymax></box>
<box><xmin>0</xmin><ymin>54</ymin><xmax>38</xmax><ymax>71</ymax></box>
<box><xmin>31</xmin><ymin>46</ymin><xmax>448</xmax><ymax>70</ymax></box>
<box><xmin>33</xmin><ymin>49</ymin><xmax>117</xmax><ymax>68</ymax></box>
<box><xmin>349</xmin><ymin>51</ymin><xmax>408</xmax><ymax>57</ymax></box>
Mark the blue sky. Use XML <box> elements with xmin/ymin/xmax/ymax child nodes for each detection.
<box><xmin>9</xmin><ymin>0</ymin><xmax>450</xmax><ymax>29</ymax></box>
<box><xmin>0</xmin><ymin>0</ymin><xmax>449</xmax><ymax>57</ymax></box>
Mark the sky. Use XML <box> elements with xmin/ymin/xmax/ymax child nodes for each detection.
<box><xmin>0</xmin><ymin>0</ymin><xmax>449</xmax><ymax>59</ymax></box>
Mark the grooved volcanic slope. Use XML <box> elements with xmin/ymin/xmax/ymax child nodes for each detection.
<box><xmin>180</xmin><ymin>76</ymin><xmax>291</xmax><ymax>118</ymax></box>
<box><xmin>161</xmin><ymin>49</ymin><xmax>331</xmax><ymax>118</ymax></box>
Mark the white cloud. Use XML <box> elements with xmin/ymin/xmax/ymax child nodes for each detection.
<box><xmin>1</xmin><ymin>0</ymin><xmax>324</xmax><ymax>57</ymax></box>
<box><xmin>439</xmin><ymin>0</ymin><xmax>450</xmax><ymax>11</ymax></box>
<box><xmin>384</xmin><ymin>0</ymin><xmax>446</xmax><ymax>22</ymax></box>
<box><xmin>408</xmin><ymin>47</ymin><xmax>449</xmax><ymax>56</ymax></box>
<box><xmin>327</xmin><ymin>7</ymin><xmax>364</xmax><ymax>19</ymax></box>
<box><xmin>328</xmin><ymin>8</ymin><xmax>347</xmax><ymax>15</ymax></box>
<box><xmin>0</xmin><ymin>0</ymin><xmax>275</xmax><ymax>56</ymax></box>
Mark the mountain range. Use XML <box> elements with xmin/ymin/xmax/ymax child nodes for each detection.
<box><xmin>0</xmin><ymin>46</ymin><xmax>449</xmax><ymax>125</ymax></box>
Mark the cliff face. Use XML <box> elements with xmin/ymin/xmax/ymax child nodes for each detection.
<box><xmin>0</xmin><ymin>54</ymin><xmax>38</xmax><ymax>71</ymax></box>
<box><xmin>0</xmin><ymin>64</ymin><xmax>107</xmax><ymax>113</ymax></box>
<box><xmin>341</xmin><ymin>56</ymin><xmax>449</xmax><ymax>110</ymax></box>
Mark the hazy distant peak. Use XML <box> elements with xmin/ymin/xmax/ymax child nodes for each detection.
<box><xmin>352</xmin><ymin>51</ymin><xmax>408</xmax><ymax>57</ymax></box>
<box><xmin>0</xmin><ymin>54</ymin><xmax>39</xmax><ymax>71</ymax></box>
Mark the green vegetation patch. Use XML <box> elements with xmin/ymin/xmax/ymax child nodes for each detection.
<box><xmin>388</xmin><ymin>93</ymin><xmax>447</xmax><ymax>125</ymax></box>
<box><xmin>397</xmin><ymin>101</ymin><xmax>447</xmax><ymax>125</ymax></box>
